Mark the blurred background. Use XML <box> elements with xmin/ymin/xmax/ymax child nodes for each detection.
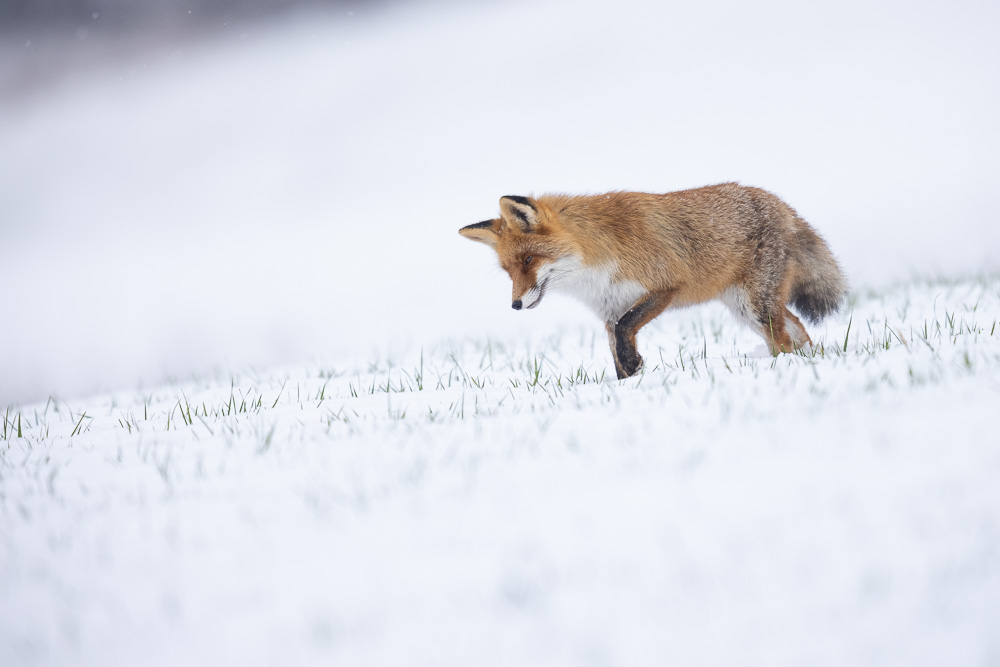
<box><xmin>2</xmin><ymin>0</ymin><xmax>999</xmax><ymax>405</ymax></box>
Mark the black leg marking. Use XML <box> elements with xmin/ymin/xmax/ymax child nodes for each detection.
<box><xmin>615</xmin><ymin>308</ymin><xmax>650</xmax><ymax>378</ymax></box>
<box><xmin>610</xmin><ymin>289</ymin><xmax>677</xmax><ymax>379</ymax></box>
<box><xmin>617</xmin><ymin>300</ymin><xmax>656</xmax><ymax>334</ymax></box>
<box><xmin>606</xmin><ymin>324</ymin><xmax>627</xmax><ymax>379</ymax></box>
<box><xmin>615</xmin><ymin>337</ymin><xmax>642</xmax><ymax>378</ymax></box>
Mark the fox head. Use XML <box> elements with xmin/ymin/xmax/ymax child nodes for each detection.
<box><xmin>459</xmin><ymin>196</ymin><xmax>573</xmax><ymax>310</ymax></box>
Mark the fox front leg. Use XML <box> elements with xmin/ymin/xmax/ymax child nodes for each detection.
<box><xmin>605</xmin><ymin>323</ymin><xmax>628</xmax><ymax>379</ymax></box>
<box><xmin>612</xmin><ymin>289</ymin><xmax>677</xmax><ymax>379</ymax></box>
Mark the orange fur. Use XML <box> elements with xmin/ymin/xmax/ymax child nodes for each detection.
<box><xmin>460</xmin><ymin>184</ymin><xmax>846</xmax><ymax>378</ymax></box>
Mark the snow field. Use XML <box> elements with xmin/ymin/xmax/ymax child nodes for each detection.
<box><xmin>3</xmin><ymin>0</ymin><xmax>1000</xmax><ymax>662</ymax></box>
<box><xmin>2</xmin><ymin>276</ymin><xmax>999</xmax><ymax>666</ymax></box>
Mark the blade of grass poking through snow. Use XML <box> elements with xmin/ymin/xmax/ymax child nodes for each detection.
<box><xmin>843</xmin><ymin>313</ymin><xmax>853</xmax><ymax>352</ymax></box>
<box><xmin>70</xmin><ymin>411</ymin><xmax>87</xmax><ymax>437</ymax></box>
<box><xmin>417</xmin><ymin>348</ymin><xmax>424</xmax><ymax>391</ymax></box>
<box><xmin>271</xmin><ymin>380</ymin><xmax>287</xmax><ymax>409</ymax></box>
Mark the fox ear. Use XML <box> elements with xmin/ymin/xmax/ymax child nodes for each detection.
<box><xmin>499</xmin><ymin>195</ymin><xmax>539</xmax><ymax>232</ymax></box>
<box><xmin>459</xmin><ymin>219</ymin><xmax>502</xmax><ymax>248</ymax></box>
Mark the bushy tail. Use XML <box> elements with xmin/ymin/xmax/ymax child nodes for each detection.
<box><xmin>789</xmin><ymin>225</ymin><xmax>847</xmax><ymax>324</ymax></box>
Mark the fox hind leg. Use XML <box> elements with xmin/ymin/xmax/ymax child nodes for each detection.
<box><xmin>759</xmin><ymin>309</ymin><xmax>797</xmax><ymax>354</ymax></box>
<box><xmin>722</xmin><ymin>285</ymin><xmax>799</xmax><ymax>354</ymax></box>
<box><xmin>783</xmin><ymin>307</ymin><xmax>812</xmax><ymax>349</ymax></box>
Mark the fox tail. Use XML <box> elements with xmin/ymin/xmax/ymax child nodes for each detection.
<box><xmin>789</xmin><ymin>226</ymin><xmax>848</xmax><ymax>324</ymax></box>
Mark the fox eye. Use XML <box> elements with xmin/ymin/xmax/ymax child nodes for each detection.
<box><xmin>524</xmin><ymin>255</ymin><xmax>533</xmax><ymax>266</ymax></box>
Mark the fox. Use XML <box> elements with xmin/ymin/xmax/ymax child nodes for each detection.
<box><xmin>458</xmin><ymin>183</ymin><xmax>846</xmax><ymax>379</ymax></box>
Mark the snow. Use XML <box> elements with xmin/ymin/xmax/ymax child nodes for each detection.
<box><xmin>2</xmin><ymin>0</ymin><xmax>1000</xmax><ymax>664</ymax></box>
<box><xmin>3</xmin><ymin>277</ymin><xmax>1000</xmax><ymax>666</ymax></box>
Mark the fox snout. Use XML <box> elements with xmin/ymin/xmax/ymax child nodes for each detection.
<box><xmin>512</xmin><ymin>282</ymin><xmax>544</xmax><ymax>310</ymax></box>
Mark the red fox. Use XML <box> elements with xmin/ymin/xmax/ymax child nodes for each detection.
<box><xmin>459</xmin><ymin>183</ymin><xmax>846</xmax><ymax>379</ymax></box>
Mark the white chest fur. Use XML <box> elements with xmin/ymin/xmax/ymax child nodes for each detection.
<box><xmin>538</xmin><ymin>257</ymin><xmax>648</xmax><ymax>324</ymax></box>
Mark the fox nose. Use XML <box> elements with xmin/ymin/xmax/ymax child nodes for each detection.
<box><xmin>512</xmin><ymin>300</ymin><xmax>523</xmax><ymax>310</ymax></box>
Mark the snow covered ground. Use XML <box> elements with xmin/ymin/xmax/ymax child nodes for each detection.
<box><xmin>3</xmin><ymin>0</ymin><xmax>1000</xmax><ymax>664</ymax></box>
<box><xmin>3</xmin><ymin>276</ymin><xmax>1000</xmax><ymax>666</ymax></box>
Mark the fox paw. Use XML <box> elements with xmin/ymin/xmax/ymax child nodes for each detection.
<box><xmin>617</xmin><ymin>352</ymin><xmax>643</xmax><ymax>379</ymax></box>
